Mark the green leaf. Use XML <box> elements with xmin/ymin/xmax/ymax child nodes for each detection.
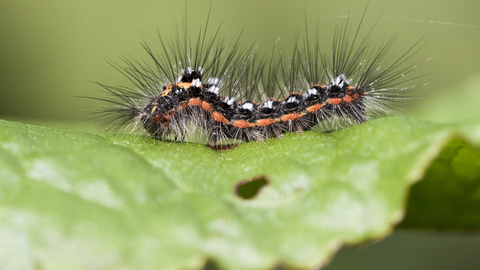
<box><xmin>400</xmin><ymin>138</ymin><xmax>480</xmax><ymax>230</ymax></box>
<box><xmin>0</xmin><ymin>117</ymin><xmax>479</xmax><ymax>269</ymax></box>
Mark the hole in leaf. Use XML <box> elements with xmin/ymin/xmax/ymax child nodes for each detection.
<box><xmin>235</xmin><ymin>175</ymin><xmax>270</xmax><ymax>199</ymax></box>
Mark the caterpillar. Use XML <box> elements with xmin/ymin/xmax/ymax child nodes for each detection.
<box><xmin>94</xmin><ymin>10</ymin><xmax>421</xmax><ymax>146</ymax></box>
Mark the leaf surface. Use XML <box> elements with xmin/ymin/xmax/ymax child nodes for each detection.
<box><xmin>1</xmin><ymin>117</ymin><xmax>479</xmax><ymax>269</ymax></box>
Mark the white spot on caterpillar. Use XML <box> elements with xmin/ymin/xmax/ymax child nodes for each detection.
<box><xmin>260</xmin><ymin>100</ymin><xmax>274</xmax><ymax>108</ymax></box>
<box><xmin>308</xmin><ymin>88</ymin><xmax>318</xmax><ymax>95</ymax></box>
<box><xmin>240</xmin><ymin>102</ymin><xmax>254</xmax><ymax>111</ymax></box>
<box><xmin>223</xmin><ymin>97</ymin><xmax>235</xmax><ymax>106</ymax></box>
<box><xmin>191</xmin><ymin>79</ymin><xmax>202</xmax><ymax>88</ymax></box>
<box><xmin>207</xmin><ymin>86</ymin><xmax>220</xmax><ymax>95</ymax></box>
<box><xmin>181</xmin><ymin>66</ymin><xmax>202</xmax><ymax>75</ymax></box>
<box><xmin>286</xmin><ymin>97</ymin><xmax>299</xmax><ymax>103</ymax></box>
<box><xmin>331</xmin><ymin>74</ymin><xmax>350</xmax><ymax>87</ymax></box>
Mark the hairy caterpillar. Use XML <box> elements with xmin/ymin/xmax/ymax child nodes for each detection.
<box><xmin>94</xmin><ymin>10</ymin><xmax>421</xmax><ymax>146</ymax></box>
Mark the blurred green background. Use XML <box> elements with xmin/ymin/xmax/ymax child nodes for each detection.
<box><xmin>1</xmin><ymin>0</ymin><xmax>480</xmax><ymax>269</ymax></box>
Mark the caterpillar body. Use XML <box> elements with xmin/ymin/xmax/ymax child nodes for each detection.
<box><xmin>96</xmin><ymin>13</ymin><xmax>420</xmax><ymax>146</ymax></box>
